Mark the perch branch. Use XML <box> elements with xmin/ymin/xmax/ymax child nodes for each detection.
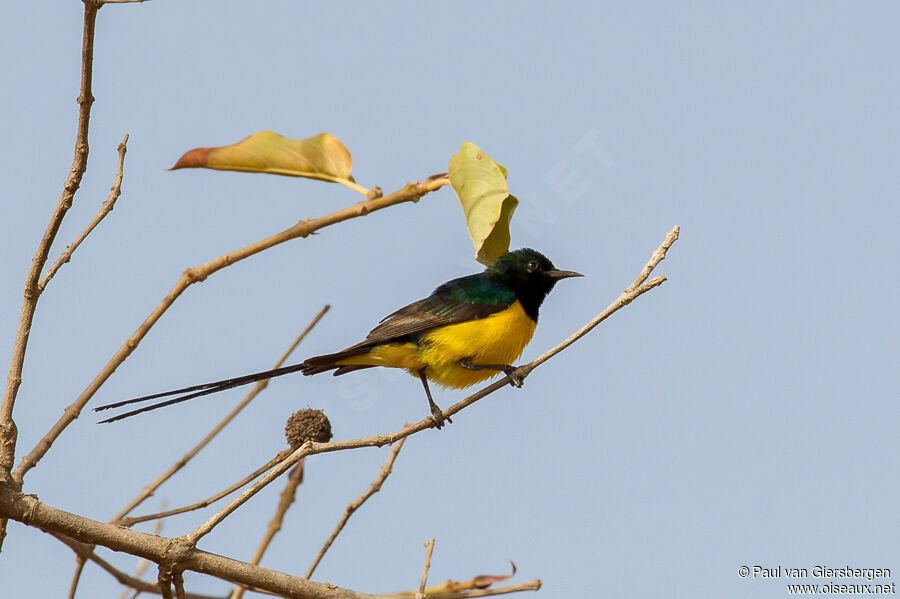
<box><xmin>306</xmin><ymin>437</ymin><xmax>406</xmax><ymax>578</ymax></box>
<box><xmin>113</xmin><ymin>305</ymin><xmax>329</xmax><ymax>522</ymax></box>
<box><xmin>12</xmin><ymin>175</ymin><xmax>449</xmax><ymax>485</ymax></box>
<box><xmin>184</xmin><ymin>226</ymin><xmax>679</xmax><ymax>544</ymax></box>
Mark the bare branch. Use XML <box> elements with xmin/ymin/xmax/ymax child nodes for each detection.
<box><xmin>54</xmin><ymin>533</ymin><xmax>222</xmax><ymax>599</ymax></box>
<box><xmin>417</xmin><ymin>539</ymin><xmax>435</xmax><ymax>599</ymax></box>
<box><xmin>118</xmin><ymin>450</ymin><xmax>292</xmax><ymax>528</ymax></box>
<box><xmin>1</xmin><ymin>485</ymin><xmax>384</xmax><ymax>599</ymax></box>
<box><xmin>39</xmin><ymin>134</ymin><xmax>129</xmax><ymax>292</ymax></box>
<box><xmin>113</xmin><ymin>305</ymin><xmax>329</xmax><ymax>522</ymax></box>
<box><xmin>12</xmin><ymin>176</ymin><xmax>449</xmax><ymax>485</ymax></box>
<box><xmin>306</xmin><ymin>437</ymin><xmax>406</xmax><ymax>578</ymax></box>
<box><xmin>0</xmin><ymin>0</ymin><xmax>101</xmax><ymax>550</ymax></box>
<box><xmin>229</xmin><ymin>461</ymin><xmax>305</xmax><ymax>599</ymax></box>
<box><xmin>515</xmin><ymin>225</ymin><xmax>679</xmax><ymax>378</ymax></box>
<box><xmin>185</xmin><ymin>226</ymin><xmax>680</xmax><ymax>544</ymax></box>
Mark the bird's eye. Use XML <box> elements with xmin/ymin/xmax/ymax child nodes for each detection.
<box><xmin>527</xmin><ymin>260</ymin><xmax>539</xmax><ymax>271</ymax></box>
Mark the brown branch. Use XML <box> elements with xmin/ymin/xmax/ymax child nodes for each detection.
<box><xmin>417</xmin><ymin>539</ymin><xmax>435</xmax><ymax>599</ymax></box>
<box><xmin>118</xmin><ymin>449</ymin><xmax>292</xmax><ymax>528</ymax></box>
<box><xmin>12</xmin><ymin>176</ymin><xmax>449</xmax><ymax>486</ymax></box>
<box><xmin>306</xmin><ymin>437</ymin><xmax>406</xmax><ymax>578</ymax></box>
<box><xmin>184</xmin><ymin>226</ymin><xmax>679</xmax><ymax>545</ymax></box>
<box><xmin>0</xmin><ymin>0</ymin><xmax>101</xmax><ymax>551</ymax></box>
<box><xmin>1</xmin><ymin>486</ymin><xmax>384</xmax><ymax>599</ymax></box>
<box><xmin>229</xmin><ymin>460</ymin><xmax>305</xmax><ymax>599</ymax></box>
<box><xmin>38</xmin><ymin>134</ymin><xmax>129</xmax><ymax>292</ymax></box>
<box><xmin>54</xmin><ymin>533</ymin><xmax>223</xmax><ymax>599</ymax></box>
<box><xmin>113</xmin><ymin>305</ymin><xmax>329</xmax><ymax>522</ymax></box>
<box><xmin>515</xmin><ymin>225</ymin><xmax>679</xmax><ymax>379</ymax></box>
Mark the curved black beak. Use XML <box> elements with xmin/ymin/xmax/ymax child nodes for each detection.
<box><xmin>546</xmin><ymin>269</ymin><xmax>583</xmax><ymax>280</ymax></box>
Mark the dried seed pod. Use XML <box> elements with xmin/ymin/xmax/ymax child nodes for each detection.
<box><xmin>285</xmin><ymin>409</ymin><xmax>332</xmax><ymax>449</ymax></box>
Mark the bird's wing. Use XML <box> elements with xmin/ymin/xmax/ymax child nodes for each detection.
<box><xmin>353</xmin><ymin>274</ymin><xmax>515</xmax><ymax>347</ymax></box>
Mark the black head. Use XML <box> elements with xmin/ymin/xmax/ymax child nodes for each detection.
<box><xmin>487</xmin><ymin>248</ymin><xmax>582</xmax><ymax>321</ymax></box>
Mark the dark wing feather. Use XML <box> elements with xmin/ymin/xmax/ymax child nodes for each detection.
<box><xmin>351</xmin><ymin>273</ymin><xmax>515</xmax><ymax>348</ymax></box>
<box><xmin>300</xmin><ymin>274</ymin><xmax>515</xmax><ymax>376</ymax></box>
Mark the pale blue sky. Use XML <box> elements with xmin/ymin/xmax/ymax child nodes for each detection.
<box><xmin>2</xmin><ymin>2</ymin><xmax>899</xmax><ymax>598</ymax></box>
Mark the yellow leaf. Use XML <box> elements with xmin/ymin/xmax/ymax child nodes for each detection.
<box><xmin>170</xmin><ymin>131</ymin><xmax>366</xmax><ymax>194</ymax></box>
<box><xmin>449</xmin><ymin>142</ymin><xmax>519</xmax><ymax>265</ymax></box>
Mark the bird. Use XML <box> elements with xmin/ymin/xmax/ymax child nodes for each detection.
<box><xmin>94</xmin><ymin>249</ymin><xmax>581</xmax><ymax>428</ymax></box>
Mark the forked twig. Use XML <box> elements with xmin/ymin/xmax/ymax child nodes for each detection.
<box><xmin>39</xmin><ymin>134</ymin><xmax>130</xmax><ymax>292</ymax></box>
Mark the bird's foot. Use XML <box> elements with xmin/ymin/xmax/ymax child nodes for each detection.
<box><xmin>503</xmin><ymin>366</ymin><xmax>525</xmax><ymax>388</ymax></box>
<box><xmin>429</xmin><ymin>402</ymin><xmax>451</xmax><ymax>430</ymax></box>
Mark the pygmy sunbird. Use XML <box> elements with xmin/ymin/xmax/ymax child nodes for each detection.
<box><xmin>95</xmin><ymin>248</ymin><xmax>581</xmax><ymax>428</ymax></box>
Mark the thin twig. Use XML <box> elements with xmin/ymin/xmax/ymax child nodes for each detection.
<box><xmin>118</xmin><ymin>450</ymin><xmax>292</xmax><ymax>527</ymax></box>
<box><xmin>417</xmin><ymin>539</ymin><xmax>435</xmax><ymax>599</ymax></box>
<box><xmin>184</xmin><ymin>226</ymin><xmax>679</xmax><ymax>546</ymax></box>
<box><xmin>39</xmin><ymin>134</ymin><xmax>129</xmax><ymax>292</ymax></box>
<box><xmin>12</xmin><ymin>176</ymin><xmax>449</xmax><ymax>485</ymax></box>
<box><xmin>113</xmin><ymin>305</ymin><xmax>329</xmax><ymax>522</ymax></box>
<box><xmin>306</xmin><ymin>437</ymin><xmax>406</xmax><ymax>578</ymax></box>
<box><xmin>516</xmin><ymin>225</ymin><xmax>679</xmax><ymax>378</ymax></box>
<box><xmin>229</xmin><ymin>460</ymin><xmax>305</xmax><ymax>599</ymax></box>
<box><xmin>68</xmin><ymin>555</ymin><xmax>88</xmax><ymax>599</ymax></box>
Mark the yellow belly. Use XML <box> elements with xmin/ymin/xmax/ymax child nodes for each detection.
<box><xmin>335</xmin><ymin>301</ymin><xmax>536</xmax><ymax>389</ymax></box>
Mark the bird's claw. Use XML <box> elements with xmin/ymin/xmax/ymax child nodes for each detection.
<box><xmin>429</xmin><ymin>404</ymin><xmax>451</xmax><ymax>430</ymax></box>
<box><xmin>504</xmin><ymin>367</ymin><xmax>524</xmax><ymax>388</ymax></box>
